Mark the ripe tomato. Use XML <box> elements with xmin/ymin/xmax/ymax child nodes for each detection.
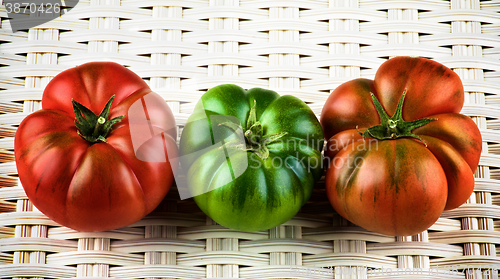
<box><xmin>15</xmin><ymin>62</ymin><xmax>178</xmax><ymax>232</ymax></box>
<box><xmin>321</xmin><ymin>56</ymin><xmax>482</xmax><ymax>236</ymax></box>
<box><xmin>179</xmin><ymin>84</ymin><xmax>324</xmax><ymax>232</ymax></box>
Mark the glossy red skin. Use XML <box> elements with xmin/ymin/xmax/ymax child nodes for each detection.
<box><xmin>14</xmin><ymin>62</ymin><xmax>178</xmax><ymax>232</ymax></box>
<box><xmin>321</xmin><ymin>57</ymin><xmax>482</xmax><ymax>236</ymax></box>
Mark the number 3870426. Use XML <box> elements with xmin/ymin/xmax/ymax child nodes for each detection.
<box><xmin>5</xmin><ymin>3</ymin><xmax>61</xmax><ymax>14</ymax></box>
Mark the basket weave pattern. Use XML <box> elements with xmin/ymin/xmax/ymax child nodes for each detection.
<box><xmin>0</xmin><ymin>0</ymin><xmax>499</xmax><ymax>278</ymax></box>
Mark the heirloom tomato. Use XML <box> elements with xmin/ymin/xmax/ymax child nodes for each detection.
<box><xmin>15</xmin><ymin>62</ymin><xmax>178</xmax><ymax>232</ymax></box>
<box><xmin>179</xmin><ymin>84</ymin><xmax>324</xmax><ymax>232</ymax></box>
<box><xmin>321</xmin><ymin>56</ymin><xmax>482</xmax><ymax>236</ymax></box>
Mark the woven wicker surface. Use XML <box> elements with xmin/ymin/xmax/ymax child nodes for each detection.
<box><xmin>0</xmin><ymin>0</ymin><xmax>499</xmax><ymax>278</ymax></box>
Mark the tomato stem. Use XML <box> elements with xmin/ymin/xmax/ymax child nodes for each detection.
<box><xmin>73</xmin><ymin>95</ymin><xmax>125</xmax><ymax>143</ymax></box>
<box><xmin>218</xmin><ymin>100</ymin><xmax>288</xmax><ymax>160</ymax></box>
<box><xmin>243</xmin><ymin>100</ymin><xmax>287</xmax><ymax>160</ymax></box>
<box><xmin>360</xmin><ymin>90</ymin><xmax>436</xmax><ymax>144</ymax></box>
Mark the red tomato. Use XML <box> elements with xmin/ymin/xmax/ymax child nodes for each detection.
<box><xmin>321</xmin><ymin>56</ymin><xmax>482</xmax><ymax>236</ymax></box>
<box><xmin>14</xmin><ymin>62</ymin><xmax>178</xmax><ymax>232</ymax></box>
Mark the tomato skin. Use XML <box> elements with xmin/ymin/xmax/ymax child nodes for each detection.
<box><xmin>320</xmin><ymin>79</ymin><xmax>378</xmax><ymax>140</ymax></box>
<box><xmin>373</xmin><ymin>56</ymin><xmax>464</xmax><ymax>120</ymax></box>
<box><xmin>180</xmin><ymin>84</ymin><xmax>324</xmax><ymax>232</ymax></box>
<box><xmin>413</xmin><ymin>113</ymin><xmax>482</xmax><ymax>172</ymax></box>
<box><xmin>321</xmin><ymin>56</ymin><xmax>482</xmax><ymax>236</ymax></box>
<box><xmin>14</xmin><ymin>62</ymin><xmax>178</xmax><ymax>232</ymax></box>
<box><xmin>326</xmin><ymin>139</ymin><xmax>448</xmax><ymax>236</ymax></box>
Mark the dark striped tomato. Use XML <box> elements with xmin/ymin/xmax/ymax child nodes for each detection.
<box><xmin>321</xmin><ymin>56</ymin><xmax>482</xmax><ymax>236</ymax></box>
<box><xmin>179</xmin><ymin>84</ymin><xmax>324</xmax><ymax>232</ymax></box>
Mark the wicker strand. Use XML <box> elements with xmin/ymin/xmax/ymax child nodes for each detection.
<box><xmin>449</xmin><ymin>0</ymin><xmax>495</xmax><ymax>278</ymax></box>
<box><xmin>204</xmin><ymin>1</ymin><xmax>240</xmax><ymax>277</ymax></box>
<box><xmin>10</xmin><ymin>23</ymin><xmax>57</xmax><ymax>279</ymax></box>
<box><xmin>143</xmin><ymin>4</ymin><xmax>184</xmax><ymax>279</ymax></box>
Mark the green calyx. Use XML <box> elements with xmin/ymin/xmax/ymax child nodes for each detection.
<box><xmin>220</xmin><ymin>100</ymin><xmax>287</xmax><ymax>160</ymax></box>
<box><xmin>359</xmin><ymin>90</ymin><xmax>436</xmax><ymax>145</ymax></box>
<box><xmin>73</xmin><ymin>95</ymin><xmax>125</xmax><ymax>143</ymax></box>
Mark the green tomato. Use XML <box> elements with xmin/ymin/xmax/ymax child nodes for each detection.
<box><xmin>179</xmin><ymin>84</ymin><xmax>324</xmax><ymax>232</ymax></box>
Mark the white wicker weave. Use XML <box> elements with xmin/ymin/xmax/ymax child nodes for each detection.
<box><xmin>0</xmin><ymin>0</ymin><xmax>499</xmax><ymax>278</ymax></box>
